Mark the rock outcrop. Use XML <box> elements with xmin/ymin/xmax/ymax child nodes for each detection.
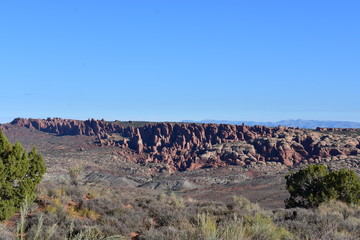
<box><xmin>11</xmin><ymin>118</ymin><xmax>360</xmax><ymax>171</ymax></box>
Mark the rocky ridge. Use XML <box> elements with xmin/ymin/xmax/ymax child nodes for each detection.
<box><xmin>10</xmin><ymin>118</ymin><xmax>360</xmax><ymax>172</ymax></box>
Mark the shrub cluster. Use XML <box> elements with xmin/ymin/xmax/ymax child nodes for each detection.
<box><xmin>0</xmin><ymin>173</ymin><xmax>359</xmax><ymax>239</ymax></box>
<box><xmin>0</xmin><ymin>130</ymin><xmax>46</xmax><ymax>221</ymax></box>
<box><xmin>285</xmin><ymin>164</ymin><xmax>360</xmax><ymax>208</ymax></box>
<box><xmin>0</xmin><ymin>128</ymin><xmax>359</xmax><ymax>239</ymax></box>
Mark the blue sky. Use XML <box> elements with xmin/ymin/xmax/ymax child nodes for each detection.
<box><xmin>1</xmin><ymin>1</ymin><xmax>359</xmax><ymax>123</ymax></box>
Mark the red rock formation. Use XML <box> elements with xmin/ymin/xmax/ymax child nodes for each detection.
<box><xmin>11</xmin><ymin>118</ymin><xmax>360</xmax><ymax>171</ymax></box>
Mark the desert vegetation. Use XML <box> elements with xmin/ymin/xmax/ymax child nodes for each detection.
<box><xmin>1</xmin><ymin>125</ymin><xmax>359</xmax><ymax>239</ymax></box>
<box><xmin>285</xmin><ymin>164</ymin><xmax>360</xmax><ymax>208</ymax></box>
<box><xmin>0</xmin><ymin>130</ymin><xmax>46</xmax><ymax>221</ymax></box>
<box><xmin>0</xmin><ymin>168</ymin><xmax>359</xmax><ymax>239</ymax></box>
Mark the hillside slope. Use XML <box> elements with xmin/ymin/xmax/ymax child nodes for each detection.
<box><xmin>7</xmin><ymin>118</ymin><xmax>360</xmax><ymax>172</ymax></box>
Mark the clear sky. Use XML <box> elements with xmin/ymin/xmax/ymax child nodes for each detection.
<box><xmin>1</xmin><ymin>1</ymin><xmax>359</xmax><ymax>123</ymax></box>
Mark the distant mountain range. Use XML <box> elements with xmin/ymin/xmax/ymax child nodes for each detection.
<box><xmin>182</xmin><ymin>119</ymin><xmax>360</xmax><ymax>129</ymax></box>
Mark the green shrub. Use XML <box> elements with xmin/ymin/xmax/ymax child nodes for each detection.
<box><xmin>192</xmin><ymin>212</ymin><xmax>293</xmax><ymax>240</ymax></box>
<box><xmin>243</xmin><ymin>213</ymin><xmax>293</xmax><ymax>240</ymax></box>
<box><xmin>285</xmin><ymin>164</ymin><xmax>360</xmax><ymax>208</ymax></box>
<box><xmin>196</xmin><ymin>213</ymin><xmax>217</xmax><ymax>240</ymax></box>
<box><xmin>219</xmin><ymin>216</ymin><xmax>245</xmax><ymax>240</ymax></box>
<box><xmin>323</xmin><ymin>169</ymin><xmax>360</xmax><ymax>205</ymax></box>
<box><xmin>0</xmin><ymin>130</ymin><xmax>46</xmax><ymax>221</ymax></box>
<box><xmin>232</xmin><ymin>196</ymin><xmax>261</xmax><ymax>214</ymax></box>
<box><xmin>68</xmin><ymin>166</ymin><xmax>83</xmax><ymax>187</ymax></box>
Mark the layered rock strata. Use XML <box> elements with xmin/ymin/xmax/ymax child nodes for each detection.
<box><xmin>11</xmin><ymin>118</ymin><xmax>360</xmax><ymax>171</ymax></box>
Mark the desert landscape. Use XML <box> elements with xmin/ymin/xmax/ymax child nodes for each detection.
<box><xmin>0</xmin><ymin>118</ymin><xmax>359</xmax><ymax>239</ymax></box>
<box><xmin>1</xmin><ymin>1</ymin><xmax>359</xmax><ymax>239</ymax></box>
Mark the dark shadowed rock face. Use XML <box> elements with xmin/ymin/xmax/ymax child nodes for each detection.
<box><xmin>11</xmin><ymin>118</ymin><xmax>360</xmax><ymax>172</ymax></box>
<box><xmin>11</xmin><ymin>117</ymin><xmax>115</xmax><ymax>135</ymax></box>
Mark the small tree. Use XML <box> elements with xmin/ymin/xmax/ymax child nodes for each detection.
<box><xmin>285</xmin><ymin>164</ymin><xmax>360</xmax><ymax>208</ymax></box>
<box><xmin>0</xmin><ymin>130</ymin><xmax>46</xmax><ymax>220</ymax></box>
<box><xmin>323</xmin><ymin>169</ymin><xmax>360</xmax><ymax>204</ymax></box>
